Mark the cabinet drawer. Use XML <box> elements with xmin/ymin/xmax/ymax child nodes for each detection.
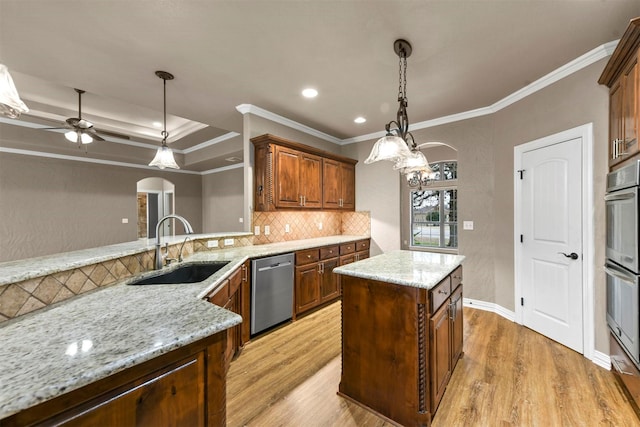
<box><xmin>320</xmin><ymin>245</ymin><xmax>339</xmax><ymax>260</ymax></box>
<box><xmin>429</xmin><ymin>276</ymin><xmax>451</xmax><ymax>313</ymax></box>
<box><xmin>296</xmin><ymin>248</ymin><xmax>320</xmax><ymax>265</ymax></box>
<box><xmin>356</xmin><ymin>239</ymin><xmax>370</xmax><ymax>252</ymax></box>
<box><xmin>207</xmin><ymin>280</ymin><xmax>230</xmax><ymax>307</ymax></box>
<box><xmin>451</xmin><ymin>266</ymin><xmax>463</xmax><ymax>291</ymax></box>
<box><xmin>340</xmin><ymin>243</ymin><xmax>356</xmax><ymax>255</ymax></box>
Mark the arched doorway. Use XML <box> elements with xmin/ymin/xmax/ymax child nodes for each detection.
<box><xmin>137</xmin><ymin>178</ymin><xmax>175</xmax><ymax>239</ymax></box>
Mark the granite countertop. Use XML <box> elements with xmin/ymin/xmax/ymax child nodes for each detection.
<box><xmin>334</xmin><ymin>250</ymin><xmax>465</xmax><ymax>289</ymax></box>
<box><xmin>0</xmin><ymin>234</ymin><xmax>368</xmax><ymax>420</ymax></box>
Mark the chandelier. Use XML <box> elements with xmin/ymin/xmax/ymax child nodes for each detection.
<box><xmin>149</xmin><ymin>71</ymin><xmax>180</xmax><ymax>169</ymax></box>
<box><xmin>364</xmin><ymin>39</ymin><xmax>433</xmax><ymax>188</ymax></box>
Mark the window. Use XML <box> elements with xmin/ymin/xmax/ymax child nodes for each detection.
<box><xmin>410</xmin><ymin>161</ymin><xmax>457</xmax><ymax>249</ymax></box>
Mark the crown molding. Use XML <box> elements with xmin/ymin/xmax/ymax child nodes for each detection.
<box><xmin>182</xmin><ymin>131</ymin><xmax>240</xmax><ymax>154</ymax></box>
<box><xmin>235</xmin><ymin>103</ymin><xmax>343</xmax><ymax>144</ymax></box>
<box><xmin>0</xmin><ymin>147</ymin><xmax>201</xmax><ymax>174</ymax></box>
<box><xmin>200</xmin><ymin>162</ymin><xmax>244</xmax><ymax>175</ymax></box>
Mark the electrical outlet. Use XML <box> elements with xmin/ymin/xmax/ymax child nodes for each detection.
<box><xmin>264</xmin><ymin>225</ymin><xmax>270</xmax><ymax>235</ymax></box>
<box><xmin>224</xmin><ymin>238</ymin><xmax>234</xmax><ymax>246</ymax></box>
<box><xmin>318</xmin><ymin>222</ymin><xmax>323</xmax><ymax>230</ymax></box>
<box><xmin>254</xmin><ymin>226</ymin><xmax>260</xmax><ymax>236</ymax></box>
<box><xmin>285</xmin><ymin>224</ymin><xmax>290</xmax><ymax>233</ymax></box>
<box><xmin>463</xmin><ymin>221</ymin><xmax>474</xmax><ymax>230</ymax></box>
<box><xmin>207</xmin><ymin>240</ymin><xmax>219</xmax><ymax>248</ymax></box>
<box><xmin>239</xmin><ymin>217</ymin><xmax>244</xmax><ymax>223</ymax></box>
<box><xmin>121</xmin><ymin>218</ymin><xmax>128</xmax><ymax>224</ymax></box>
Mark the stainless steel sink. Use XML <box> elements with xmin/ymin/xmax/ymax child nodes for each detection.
<box><xmin>128</xmin><ymin>262</ymin><xmax>230</xmax><ymax>285</ymax></box>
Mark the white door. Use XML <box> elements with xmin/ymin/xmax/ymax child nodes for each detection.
<box><xmin>519</xmin><ymin>136</ymin><xmax>583</xmax><ymax>353</ymax></box>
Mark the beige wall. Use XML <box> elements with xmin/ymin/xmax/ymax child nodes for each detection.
<box><xmin>346</xmin><ymin>58</ymin><xmax>610</xmax><ymax>353</ymax></box>
<box><xmin>202</xmin><ymin>166</ymin><xmax>244</xmax><ymax>232</ymax></box>
<box><xmin>0</xmin><ymin>152</ymin><xmax>202</xmax><ymax>262</ymax></box>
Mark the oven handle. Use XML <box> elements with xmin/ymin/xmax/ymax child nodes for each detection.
<box><xmin>604</xmin><ymin>192</ymin><xmax>635</xmax><ymax>201</ymax></box>
<box><xmin>604</xmin><ymin>265</ymin><xmax>637</xmax><ymax>285</ymax></box>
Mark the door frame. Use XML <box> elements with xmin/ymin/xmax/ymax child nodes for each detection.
<box><xmin>514</xmin><ymin>123</ymin><xmax>594</xmax><ymax>359</ymax></box>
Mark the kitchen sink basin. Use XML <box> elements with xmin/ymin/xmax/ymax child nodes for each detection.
<box><xmin>128</xmin><ymin>262</ymin><xmax>230</xmax><ymax>285</ymax></box>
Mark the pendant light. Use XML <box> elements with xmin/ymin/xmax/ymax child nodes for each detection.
<box><xmin>0</xmin><ymin>64</ymin><xmax>29</xmax><ymax>119</ymax></box>
<box><xmin>149</xmin><ymin>71</ymin><xmax>180</xmax><ymax>170</ymax></box>
<box><xmin>364</xmin><ymin>39</ymin><xmax>433</xmax><ymax>188</ymax></box>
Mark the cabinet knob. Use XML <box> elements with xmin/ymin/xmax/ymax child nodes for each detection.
<box><xmin>307</xmin><ymin>255</ymin><xmax>311</xmax><ymax>258</ymax></box>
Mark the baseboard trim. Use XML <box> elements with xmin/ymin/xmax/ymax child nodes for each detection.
<box><xmin>463</xmin><ymin>297</ymin><xmax>611</xmax><ymax>370</ymax></box>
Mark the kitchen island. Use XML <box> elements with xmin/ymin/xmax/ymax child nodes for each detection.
<box><xmin>334</xmin><ymin>250</ymin><xmax>465</xmax><ymax>427</ymax></box>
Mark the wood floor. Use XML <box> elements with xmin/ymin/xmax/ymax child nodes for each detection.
<box><xmin>227</xmin><ymin>302</ymin><xmax>640</xmax><ymax>426</ymax></box>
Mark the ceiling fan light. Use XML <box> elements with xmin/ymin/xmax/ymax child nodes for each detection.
<box><xmin>364</xmin><ymin>134</ymin><xmax>412</xmax><ymax>164</ymax></box>
<box><xmin>149</xmin><ymin>145</ymin><xmax>180</xmax><ymax>169</ymax></box>
<box><xmin>65</xmin><ymin>130</ymin><xmax>79</xmax><ymax>143</ymax></box>
<box><xmin>80</xmin><ymin>132</ymin><xmax>93</xmax><ymax>144</ymax></box>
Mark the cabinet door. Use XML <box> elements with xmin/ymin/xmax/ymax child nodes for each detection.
<box><xmin>340</xmin><ymin>162</ymin><xmax>356</xmax><ymax>210</ymax></box>
<box><xmin>322</xmin><ymin>159</ymin><xmax>341</xmax><ymax>209</ymax></box>
<box><xmin>320</xmin><ymin>257</ymin><xmax>340</xmax><ymax>302</ymax></box>
<box><xmin>224</xmin><ymin>292</ymin><xmax>240</xmax><ymax>369</ymax></box>
<box><xmin>340</xmin><ymin>254</ymin><xmax>356</xmax><ymax>265</ymax></box>
<box><xmin>295</xmin><ymin>263</ymin><xmax>320</xmax><ymax>314</ymax></box>
<box><xmin>62</xmin><ymin>355</ymin><xmax>206</xmax><ymax>427</ymax></box>
<box><xmin>430</xmin><ymin>300</ymin><xmax>451</xmax><ymax>413</ymax></box>
<box><xmin>240</xmin><ymin>261</ymin><xmax>251</xmax><ymax>345</ymax></box>
<box><xmin>450</xmin><ymin>285</ymin><xmax>464</xmax><ymax>368</ymax></box>
<box><xmin>610</xmin><ymin>81</ymin><xmax>624</xmax><ymax>165</ymax></box>
<box><xmin>274</xmin><ymin>146</ymin><xmax>301</xmax><ymax>208</ymax></box>
<box><xmin>300</xmin><ymin>153</ymin><xmax>323</xmax><ymax>208</ymax></box>
<box><xmin>623</xmin><ymin>59</ymin><xmax>638</xmax><ymax>158</ymax></box>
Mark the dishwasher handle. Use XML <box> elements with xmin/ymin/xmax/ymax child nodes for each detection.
<box><xmin>258</xmin><ymin>261</ymin><xmax>292</xmax><ymax>272</ymax></box>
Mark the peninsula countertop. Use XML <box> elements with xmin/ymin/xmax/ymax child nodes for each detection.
<box><xmin>0</xmin><ymin>234</ymin><xmax>369</xmax><ymax>420</ymax></box>
<box><xmin>334</xmin><ymin>250</ymin><xmax>465</xmax><ymax>289</ymax></box>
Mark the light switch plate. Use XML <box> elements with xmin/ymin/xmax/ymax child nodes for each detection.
<box><xmin>224</xmin><ymin>238</ymin><xmax>234</xmax><ymax>246</ymax></box>
<box><xmin>285</xmin><ymin>224</ymin><xmax>290</xmax><ymax>233</ymax></box>
<box><xmin>254</xmin><ymin>226</ymin><xmax>260</xmax><ymax>236</ymax></box>
<box><xmin>317</xmin><ymin>222</ymin><xmax>323</xmax><ymax>230</ymax></box>
<box><xmin>207</xmin><ymin>240</ymin><xmax>219</xmax><ymax>248</ymax></box>
<box><xmin>463</xmin><ymin>221</ymin><xmax>474</xmax><ymax>230</ymax></box>
<box><xmin>264</xmin><ymin>225</ymin><xmax>270</xmax><ymax>235</ymax></box>
<box><xmin>121</xmin><ymin>218</ymin><xmax>128</xmax><ymax>224</ymax></box>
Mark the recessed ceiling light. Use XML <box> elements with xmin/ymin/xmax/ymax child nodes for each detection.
<box><xmin>152</xmin><ymin>121</ymin><xmax>162</xmax><ymax>128</ymax></box>
<box><xmin>302</xmin><ymin>88</ymin><xmax>318</xmax><ymax>98</ymax></box>
<box><xmin>354</xmin><ymin>117</ymin><xmax>366</xmax><ymax>124</ymax></box>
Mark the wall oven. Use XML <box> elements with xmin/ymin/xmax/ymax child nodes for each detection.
<box><xmin>605</xmin><ymin>160</ymin><xmax>640</xmax><ymax>367</ymax></box>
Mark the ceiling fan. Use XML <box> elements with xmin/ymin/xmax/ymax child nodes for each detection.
<box><xmin>45</xmin><ymin>88</ymin><xmax>107</xmax><ymax>145</ymax></box>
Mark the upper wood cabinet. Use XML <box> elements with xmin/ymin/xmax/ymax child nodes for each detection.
<box><xmin>323</xmin><ymin>159</ymin><xmax>355</xmax><ymax>210</ymax></box>
<box><xmin>251</xmin><ymin>134</ymin><xmax>357</xmax><ymax>211</ymax></box>
<box><xmin>599</xmin><ymin>18</ymin><xmax>640</xmax><ymax>169</ymax></box>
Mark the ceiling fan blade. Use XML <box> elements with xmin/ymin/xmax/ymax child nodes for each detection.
<box><xmin>94</xmin><ymin>128</ymin><xmax>130</xmax><ymax>140</ymax></box>
<box><xmin>86</xmin><ymin>128</ymin><xmax>105</xmax><ymax>141</ymax></box>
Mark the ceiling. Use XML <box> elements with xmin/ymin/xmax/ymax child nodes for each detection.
<box><xmin>0</xmin><ymin>1</ymin><xmax>638</xmax><ymax>171</ymax></box>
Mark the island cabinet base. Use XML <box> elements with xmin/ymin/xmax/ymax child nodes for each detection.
<box><xmin>339</xmin><ymin>269</ymin><xmax>463</xmax><ymax>427</ymax></box>
<box><xmin>339</xmin><ymin>275</ymin><xmax>433</xmax><ymax>427</ymax></box>
<box><xmin>1</xmin><ymin>332</ymin><xmax>228</xmax><ymax>427</ymax></box>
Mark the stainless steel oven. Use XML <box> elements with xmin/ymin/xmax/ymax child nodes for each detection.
<box><xmin>605</xmin><ymin>160</ymin><xmax>640</xmax><ymax>273</ymax></box>
<box><xmin>606</xmin><ymin>262</ymin><xmax>640</xmax><ymax>365</ymax></box>
<box><xmin>605</xmin><ymin>160</ymin><xmax>640</xmax><ymax>367</ymax></box>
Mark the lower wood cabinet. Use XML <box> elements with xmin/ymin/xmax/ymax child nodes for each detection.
<box><xmin>3</xmin><ymin>333</ymin><xmax>227</xmax><ymax>427</ymax></box>
<box><xmin>295</xmin><ymin>261</ymin><xmax>321</xmax><ymax>313</ymax></box>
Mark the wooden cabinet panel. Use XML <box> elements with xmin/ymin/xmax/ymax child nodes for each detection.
<box><xmin>429</xmin><ymin>276</ymin><xmax>451</xmax><ymax>313</ymax></box>
<box><xmin>320</xmin><ymin>245</ymin><xmax>339</xmax><ymax>259</ymax></box>
<box><xmin>450</xmin><ymin>285</ymin><xmax>464</xmax><ymax>367</ymax></box>
<box><xmin>355</xmin><ymin>239</ymin><xmax>370</xmax><ymax>252</ymax></box>
<box><xmin>611</xmin><ymin>81</ymin><xmax>624</xmax><ymax>164</ymax></box>
<box><xmin>300</xmin><ymin>152</ymin><xmax>323</xmax><ymax>208</ymax></box>
<box><xmin>340</xmin><ymin>162</ymin><xmax>356</xmax><ymax>210</ymax></box>
<box><xmin>295</xmin><ymin>264</ymin><xmax>321</xmax><ymax>313</ymax></box>
<box><xmin>319</xmin><ymin>257</ymin><xmax>340</xmax><ymax>302</ymax></box>
<box><xmin>340</xmin><ymin>242</ymin><xmax>355</xmax><ymax>255</ymax></box>
<box><xmin>623</xmin><ymin>59</ymin><xmax>638</xmax><ymax>157</ymax></box>
<box><xmin>296</xmin><ymin>248</ymin><xmax>320</xmax><ymax>265</ymax></box>
<box><xmin>240</xmin><ymin>261</ymin><xmax>251</xmax><ymax>345</ymax></box>
<box><xmin>322</xmin><ymin>159</ymin><xmax>341</xmax><ymax>209</ymax></box>
<box><xmin>430</xmin><ymin>299</ymin><xmax>451</xmax><ymax>414</ymax></box>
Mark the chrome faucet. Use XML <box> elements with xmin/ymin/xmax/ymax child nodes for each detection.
<box><xmin>155</xmin><ymin>214</ymin><xmax>194</xmax><ymax>269</ymax></box>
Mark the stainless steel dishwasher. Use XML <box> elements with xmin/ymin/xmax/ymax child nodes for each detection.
<box><xmin>251</xmin><ymin>253</ymin><xmax>294</xmax><ymax>335</ymax></box>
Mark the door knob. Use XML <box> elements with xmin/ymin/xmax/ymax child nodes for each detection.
<box><xmin>558</xmin><ymin>252</ymin><xmax>579</xmax><ymax>260</ymax></box>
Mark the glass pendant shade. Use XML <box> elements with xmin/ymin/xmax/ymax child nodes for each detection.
<box><xmin>149</xmin><ymin>144</ymin><xmax>180</xmax><ymax>169</ymax></box>
<box><xmin>65</xmin><ymin>130</ymin><xmax>93</xmax><ymax>144</ymax></box>
<box><xmin>393</xmin><ymin>149</ymin><xmax>429</xmax><ymax>171</ymax></box>
<box><xmin>364</xmin><ymin>134</ymin><xmax>412</xmax><ymax>164</ymax></box>
<box><xmin>0</xmin><ymin>64</ymin><xmax>29</xmax><ymax>119</ymax></box>
<box><xmin>80</xmin><ymin>132</ymin><xmax>93</xmax><ymax>144</ymax></box>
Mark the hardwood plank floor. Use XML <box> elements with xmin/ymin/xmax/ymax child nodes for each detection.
<box><xmin>227</xmin><ymin>302</ymin><xmax>639</xmax><ymax>426</ymax></box>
